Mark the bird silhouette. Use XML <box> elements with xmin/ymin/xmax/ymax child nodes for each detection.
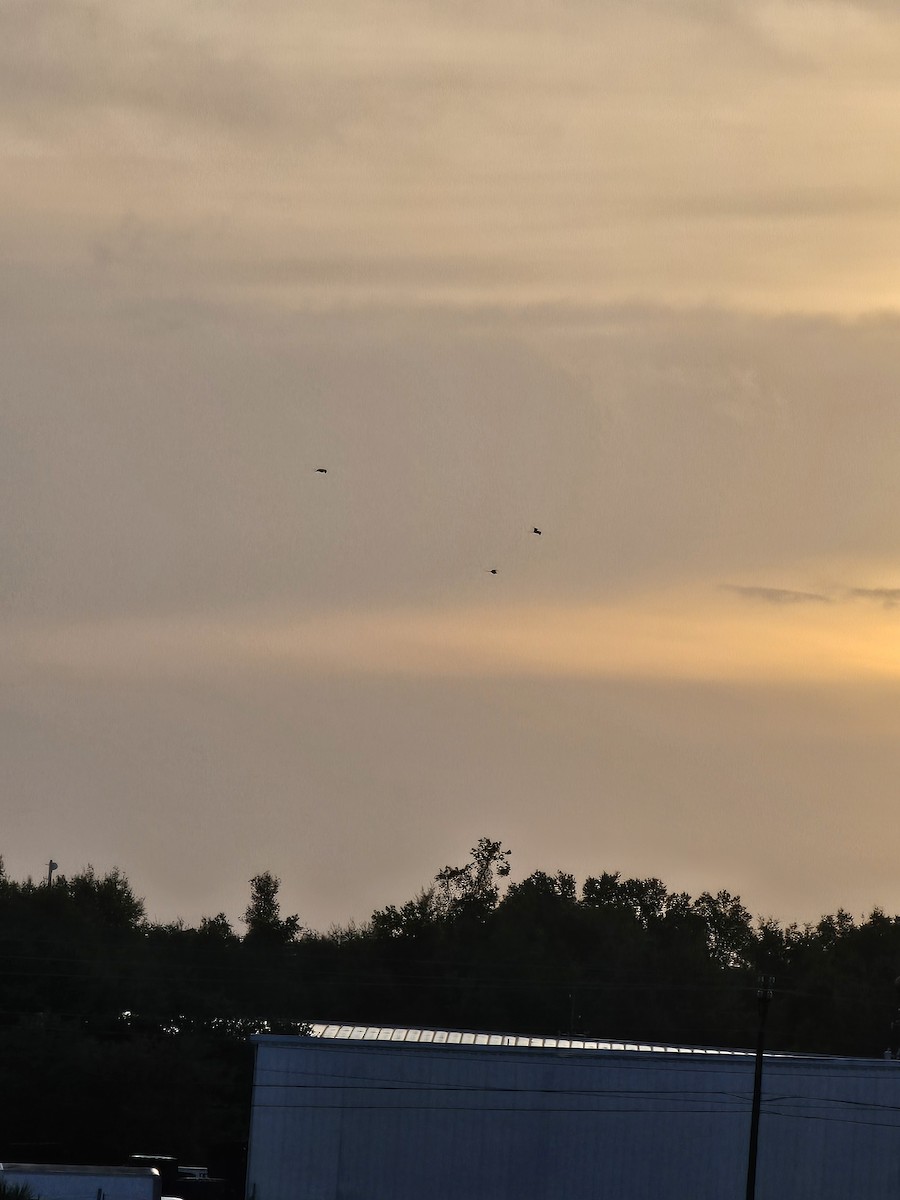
<box><xmin>485</xmin><ymin>568</ymin><xmax>499</xmax><ymax>575</ymax></box>
<box><xmin>315</xmin><ymin>468</ymin><xmax>327</xmax><ymax>474</ymax></box>
<box><xmin>533</xmin><ymin>527</ymin><xmax>542</xmax><ymax>535</ymax></box>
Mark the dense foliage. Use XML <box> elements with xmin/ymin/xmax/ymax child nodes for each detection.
<box><xmin>2</xmin><ymin>841</ymin><xmax>900</xmax><ymax>1183</ymax></box>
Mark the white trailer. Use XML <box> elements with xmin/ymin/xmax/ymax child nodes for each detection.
<box><xmin>0</xmin><ymin>1164</ymin><xmax>161</xmax><ymax>1200</ymax></box>
<box><xmin>246</xmin><ymin>1023</ymin><xmax>900</xmax><ymax>1200</ymax></box>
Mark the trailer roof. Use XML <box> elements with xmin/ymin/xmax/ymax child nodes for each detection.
<box><xmin>0</xmin><ymin>1166</ymin><xmax>160</xmax><ymax>1177</ymax></box>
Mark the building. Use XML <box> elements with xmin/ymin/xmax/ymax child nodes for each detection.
<box><xmin>0</xmin><ymin>1165</ymin><xmax>161</xmax><ymax>1200</ymax></box>
<box><xmin>245</xmin><ymin>1022</ymin><xmax>900</xmax><ymax>1200</ymax></box>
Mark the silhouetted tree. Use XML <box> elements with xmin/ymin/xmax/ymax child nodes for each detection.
<box><xmin>692</xmin><ymin>889</ymin><xmax>753</xmax><ymax>968</ymax></box>
<box><xmin>199</xmin><ymin>912</ymin><xmax>239</xmax><ymax>943</ymax></box>
<box><xmin>0</xmin><ymin>1184</ymin><xmax>39</xmax><ymax>1200</ymax></box>
<box><xmin>243</xmin><ymin>872</ymin><xmax>301</xmax><ymax>947</ymax></box>
<box><xmin>434</xmin><ymin>837</ymin><xmax>512</xmax><ymax>921</ymax></box>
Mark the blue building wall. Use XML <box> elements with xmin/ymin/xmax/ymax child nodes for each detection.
<box><xmin>246</xmin><ymin>1027</ymin><xmax>900</xmax><ymax>1200</ymax></box>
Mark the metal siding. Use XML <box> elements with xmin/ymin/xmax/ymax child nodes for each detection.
<box><xmin>247</xmin><ymin>1037</ymin><xmax>900</xmax><ymax>1200</ymax></box>
<box><xmin>0</xmin><ymin>1168</ymin><xmax>159</xmax><ymax>1200</ymax></box>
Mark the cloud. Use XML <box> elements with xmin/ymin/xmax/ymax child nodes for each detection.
<box><xmin>7</xmin><ymin>576</ymin><xmax>900</xmax><ymax>688</ymax></box>
<box><xmin>723</xmin><ymin>582</ymin><xmax>900</xmax><ymax>612</ymax></box>
<box><xmin>848</xmin><ymin>587</ymin><xmax>900</xmax><ymax>609</ymax></box>
<box><xmin>90</xmin><ymin>213</ymin><xmax>200</xmax><ymax>272</ymax></box>
<box><xmin>722</xmin><ymin>585</ymin><xmax>832</xmax><ymax>605</ymax></box>
<box><xmin>7</xmin><ymin>0</ymin><xmax>900</xmax><ymax>319</ymax></box>
<box><xmin>0</xmin><ymin>0</ymin><xmax>272</xmax><ymax>131</ymax></box>
<box><xmin>660</xmin><ymin>189</ymin><xmax>900</xmax><ymax>222</ymax></box>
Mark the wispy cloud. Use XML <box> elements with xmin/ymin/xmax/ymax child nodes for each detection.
<box><xmin>725</xmin><ymin>583</ymin><xmax>900</xmax><ymax>611</ymax></box>
<box><xmin>721</xmin><ymin>585</ymin><xmax>832</xmax><ymax>605</ymax></box>
<box><xmin>848</xmin><ymin>587</ymin><xmax>900</xmax><ymax>608</ymax></box>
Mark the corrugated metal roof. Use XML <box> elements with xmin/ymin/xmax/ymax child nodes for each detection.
<box><xmin>277</xmin><ymin>1020</ymin><xmax>781</xmax><ymax>1057</ymax></box>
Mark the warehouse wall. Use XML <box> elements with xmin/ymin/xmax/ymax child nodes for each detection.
<box><xmin>246</xmin><ymin>1034</ymin><xmax>900</xmax><ymax>1200</ymax></box>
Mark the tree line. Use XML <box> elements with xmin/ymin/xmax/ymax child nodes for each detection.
<box><xmin>2</xmin><ymin>840</ymin><xmax>900</xmax><ymax>1181</ymax></box>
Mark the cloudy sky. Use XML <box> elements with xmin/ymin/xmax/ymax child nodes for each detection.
<box><xmin>4</xmin><ymin>0</ymin><xmax>900</xmax><ymax>931</ymax></box>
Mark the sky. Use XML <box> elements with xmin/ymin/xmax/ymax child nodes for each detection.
<box><xmin>4</xmin><ymin>0</ymin><xmax>900</xmax><ymax>932</ymax></box>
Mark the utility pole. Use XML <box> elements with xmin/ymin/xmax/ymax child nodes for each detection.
<box><xmin>46</xmin><ymin>859</ymin><xmax>58</xmax><ymax>886</ymax></box>
<box><xmin>745</xmin><ymin>975</ymin><xmax>775</xmax><ymax>1200</ymax></box>
<box><xmin>889</xmin><ymin>976</ymin><xmax>900</xmax><ymax>1059</ymax></box>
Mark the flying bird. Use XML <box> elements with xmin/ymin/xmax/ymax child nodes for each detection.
<box><xmin>315</xmin><ymin>468</ymin><xmax>327</xmax><ymax>474</ymax></box>
<box><xmin>485</xmin><ymin>569</ymin><xmax>499</xmax><ymax>575</ymax></box>
<box><xmin>532</xmin><ymin>527</ymin><xmax>542</xmax><ymax>536</ymax></box>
